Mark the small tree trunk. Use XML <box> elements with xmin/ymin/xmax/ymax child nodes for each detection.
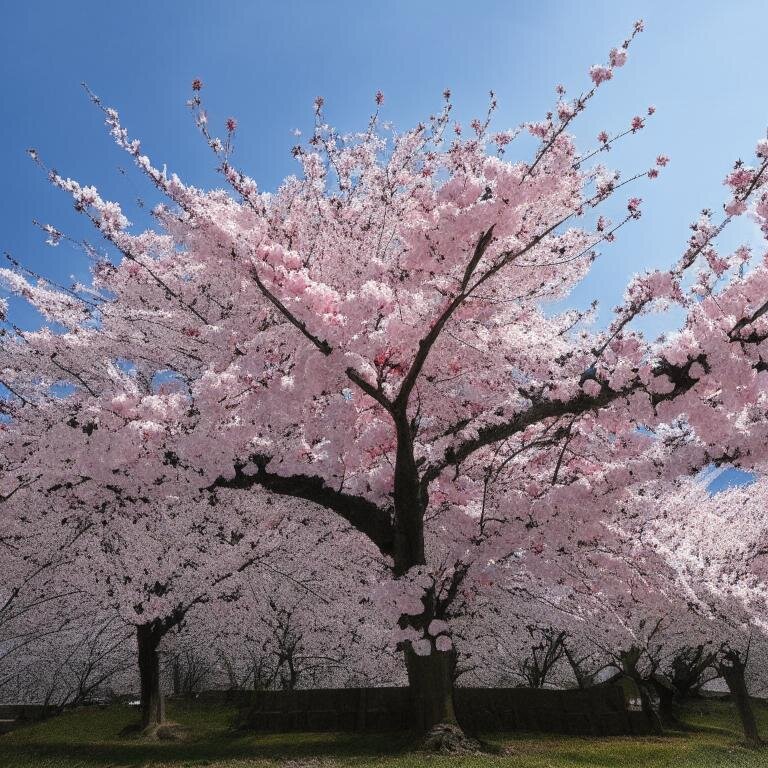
<box><xmin>136</xmin><ymin>623</ymin><xmax>165</xmax><ymax>729</ymax></box>
<box><xmin>637</xmin><ymin>680</ymin><xmax>664</xmax><ymax>735</ymax></box>
<box><xmin>172</xmin><ymin>656</ymin><xmax>181</xmax><ymax>697</ymax></box>
<box><xmin>722</xmin><ymin>662</ymin><xmax>761</xmax><ymax>747</ymax></box>
<box><xmin>406</xmin><ymin>647</ymin><xmax>458</xmax><ymax>731</ymax></box>
<box><xmin>651</xmin><ymin>678</ymin><xmax>679</xmax><ymax>729</ymax></box>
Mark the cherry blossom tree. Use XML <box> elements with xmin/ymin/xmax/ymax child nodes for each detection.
<box><xmin>5</xmin><ymin>18</ymin><xmax>768</xmax><ymax>744</ymax></box>
<box><xmin>170</xmin><ymin>536</ymin><xmax>399</xmax><ymax>695</ymax></box>
<box><xmin>637</xmin><ymin>476</ymin><xmax>768</xmax><ymax>745</ymax></box>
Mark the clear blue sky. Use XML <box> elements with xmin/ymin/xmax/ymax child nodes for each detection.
<box><xmin>2</xmin><ymin>0</ymin><xmax>767</xmax><ymax>335</ymax></box>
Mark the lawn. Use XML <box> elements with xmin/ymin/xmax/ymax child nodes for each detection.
<box><xmin>0</xmin><ymin>697</ymin><xmax>766</xmax><ymax>767</ymax></box>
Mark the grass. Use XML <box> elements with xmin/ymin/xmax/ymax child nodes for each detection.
<box><xmin>0</xmin><ymin>697</ymin><xmax>766</xmax><ymax>767</ymax></box>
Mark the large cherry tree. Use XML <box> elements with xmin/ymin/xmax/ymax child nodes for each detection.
<box><xmin>4</xmin><ymin>20</ymin><xmax>768</xmax><ymax>740</ymax></box>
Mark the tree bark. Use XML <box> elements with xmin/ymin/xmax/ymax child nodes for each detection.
<box><xmin>172</xmin><ymin>656</ymin><xmax>181</xmax><ymax>697</ymax></box>
<box><xmin>721</xmin><ymin>660</ymin><xmax>761</xmax><ymax>748</ymax></box>
<box><xmin>392</xmin><ymin>415</ymin><xmax>426</xmax><ymax>576</ymax></box>
<box><xmin>637</xmin><ymin>681</ymin><xmax>664</xmax><ymax>735</ymax></box>
<box><xmin>651</xmin><ymin>678</ymin><xmax>680</xmax><ymax>729</ymax></box>
<box><xmin>136</xmin><ymin>623</ymin><xmax>165</xmax><ymax>730</ymax></box>
<box><xmin>390</xmin><ymin>413</ymin><xmax>467</xmax><ymax>742</ymax></box>
<box><xmin>406</xmin><ymin>647</ymin><xmax>458</xmax><ymax>731</ymax></box>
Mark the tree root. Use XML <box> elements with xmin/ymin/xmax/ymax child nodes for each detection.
<box><xmin>420</xmin><ymin>723</ymin><xmax>482</xmax><ymax>754</ymax></box>
<box><xmin>139</xmin><ymin>721</ymin><xmax>191</xmax><ymax>741</ymax></box>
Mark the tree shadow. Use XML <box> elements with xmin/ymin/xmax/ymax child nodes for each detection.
<box><xmin>1</xmin><ymin>726</ymin><xmax>421</xmax><ymax>767</ymax></box>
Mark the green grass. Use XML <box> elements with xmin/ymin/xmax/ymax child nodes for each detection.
<box><xmin>0</xmin><ymin>697</ymin><xmax>766</xmax><ymax>767</ymax></box>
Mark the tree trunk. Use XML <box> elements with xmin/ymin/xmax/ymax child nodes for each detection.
<box><xmin>722</xmin><ymin>662</ymin><xmax>761</xmax><ymax>748</ymax></box>
<box><xmin>406</xmin><ymin>647</ymin><xmax>458</xmax><ymax>731</ymax></box>
<box><xmin>136</xmin><ymin>623</ymin><xmax>165</xmax><ymax>730</ymax></box>
<box><xmin>651</xmin><ymin>678</ymin><xmax>679</xmax><ymax>729</ymax></box>
<box><xmin>172</xmin><ymin>656</ymin><xmax>181</xmax><ymax>697</ymax></box>
<box><xmin>637</xmin><ymin>680</ymin><xmax>664</xmax><ymax>735</ymax></box>
<box><xmin>390</xmin><ymin>414</ymin><xmax>476</xmax><ymax>750</ymax></box>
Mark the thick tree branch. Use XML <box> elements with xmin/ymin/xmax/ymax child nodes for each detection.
<box><xmin>210</xmin><ymin>456</ymin><xmax>395</xmax><ymax>557</ymax></box>
<box><xmin>423</xmin><ymin>353</ymin><xmax>718</xmax><ymax>484</ymax></box>
<box><xmin>345</xmin><ymin>366</ymin><xmax>392</xmax><ymax>410</ymax></box>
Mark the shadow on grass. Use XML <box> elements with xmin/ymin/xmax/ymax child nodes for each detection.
<box><xmin>0</xmin><ymin>718</ymin><xmax>421</xmax><ymax>767</ymax></box>
<box><xmin>2</xmin><ymin>698</ymin><xmax>766</xmax><ymax>767</ymax></box>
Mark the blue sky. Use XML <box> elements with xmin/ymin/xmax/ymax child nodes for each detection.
<box><xmin>1</xmin><ymin>0</ymin><xmax>767</xmax><ymax>335</ymax></box>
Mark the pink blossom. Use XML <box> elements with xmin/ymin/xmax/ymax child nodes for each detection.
<box><xmin>609</xmin><ymin>48</ymin><xmax>628</xmax><ymax>67</ymax></box>
<box><xmin>582</xmin><ymin>379</ymin><xmax>602</xmax><ymax>397</ymax></box>
<box><xmin>656</xmin><ymin>155</ymin><xmax>670</xmax><ymax>167</ymax></box>
<box><xmin>557</xmin><ymin>101</ymin><xmax>575</xmax><ymax>121</ymax></box>
<box><xmin>435</xmin><ymin>635</ymin><xmax>453</xmax><ymax>652</ymax></box>
<box><xmin>428</xmin><ymin>619</ymin><xmax>449</xmax><ymax>636</ymax></box>
<box><xmin>725</xmin><ymin>167</ymin><xmax>755</xmax><ymax>191</ymax></box>
<box><xmin>589</xmin><ymin>65</ymin><xmax>613</xmax><ymax>86</ymax></box>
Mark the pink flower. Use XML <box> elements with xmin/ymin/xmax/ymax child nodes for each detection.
<box><xmin>596</xmin><ymin>215</ymin><xmax>607</xmax><ymax>232</ymax></box>
<box><xmin>647</xmin><ymin>105</ymin><xmax>656</xmax><ymax>116</ymax></box>
<box><xmin>597</xmin><ymin>130</ymin><xmax>609</xmax><ymax>144</ymax></box>
<box><xmin>609</xmin><ymin>48</ymin><xmax>628</xmax><ymax>67</ymax></box>
<box><xmin>442</xmin><ymin>88</ymin><xmax>451</xmax><ymax>101</ymax></box>
<box><xmin>313</xmin><ymin>95</ymin><xmax>324</xmax><ymax>111</ymax></box>
<box><xmin>428</xmin><ymin>619</ymin><xmax>449</xmax><ymax>636</ymax></box>
<box><xmin>648</xmin><ymin>168</ymin><xmax>659</xmax><ymax>179</ymax></box>
<box><xmin>191</xmin><ymin>78</ymin><xmax>202</xmax><ymax>92</ymax></box>
<box><xmin>631</xmin><ymin>116</ymin><xmax>644</xmax><ymax>132</ymax></box>
<box><xmin>556</xmin><ymin>83</ymin><xmax>566</xmax><ymax>95</ymax></box>
<box><xmin>226</xmin><ymin>117</ymin><xmax>237</xmax><ymax>133</ymax></box>
<box><xmin>725</xmin><ymin>167</ymin><xmax>755</xmax><ymax>190</ymax></box>
<box><xmin>634</xmin><ymin>19</ymin><xmax>645</xmax><ymax>33</ymax></box>
<box><xmin>656</xmin><ymin>155</ymin><xmax>670</xmax><ymax>167</ymax></box>
<box><xmin>375</xmin><ymin>90</ymin><xmax>384</xmax><ymax>106</ymax></box>
<box><xmin>589</xmin><ymin>65</ymin><xmax>613</xmax><ymax>86</ymax></box>
<box><xmin>435</xmin><ymin>635</ymin><xmax>453</xmax><ymax>652</ymax></box>
<box><xmin>557</xmin><ymin>101</ymin><xmax>575</xmax><ymax>121</ymax></box>
<box><xmin>582</xmin><ymin>379</ymin><xmax>602</xmax><ymax>397</ymax></box>
<box><xmin>627</xmin><ymin>197</ymin><xmax>642</xmax><ymax>216</ymax></box>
